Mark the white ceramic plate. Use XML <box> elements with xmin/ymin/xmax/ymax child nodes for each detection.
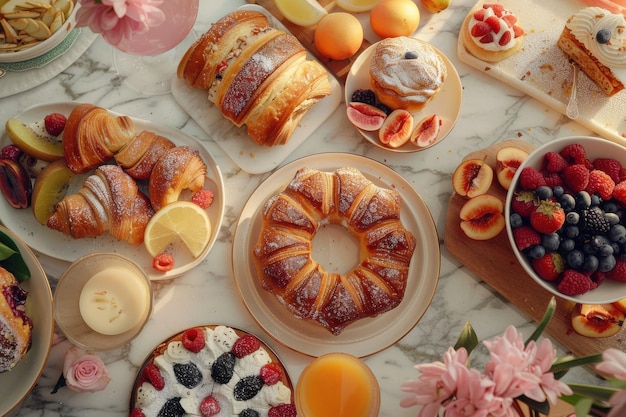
<box><xmin>345</xmin><ymin>40</ymin><xmax>462</xmax><ymax>152</ymax></box>
<box><xmin>0</xmin><ymin>102</ymin><xmax>225</xmax><ymax>281</ymax></box>
<box><xmin>170</xmin><ymin>4</ymin><xmax>343</xmax><ymax>175</ymax></box>
<box><xmin>0</xmin><ymin>225</ymin><xmax>53</xmax><ymax>416</ymax></box>
<box><xmin>232</xmin><ymin>153</ymin><xmax>440</xmax><ymax>358</ymax></box>
<box><xmin>457</xmin><ymin>0</ymin><xmax>626</xmax><ymax>146</ymax></box>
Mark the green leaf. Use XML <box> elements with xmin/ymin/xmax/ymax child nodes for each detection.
<box><xmin>550</xmin><ymin>354</ymin><xmax>603</xmax><ymax>374</ymax></box>
<box><xmin>525</xmin><ymin>297</ymin><xmax>556</xmax><ymax>344</ymax></box>
<box><xmin>0</xmin><ymin>230</ymin><xmax>30</xmax><ymax>282</ymax></box>
<box><xmin>517</xmin><ymin>395</ymin><xmax>550</xmax><ymax>415</ymax></box>
<box><xmin>454</xmin><ymin>321</ymin><xmax>479</xmax><ymax>354</ymax></box>
<box><xmin>567</xmin><ymin>383</ymin><xmax>618</xmax><ymax>404</ymax></box>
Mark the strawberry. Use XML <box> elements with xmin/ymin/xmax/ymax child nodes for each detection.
<box><xmin>531</xmin><ymin>253</ymin><xmax>564</xmax><ymax>281</ymax></box>
<box><xmin>502</xmin><ymin>14</ymin><xmax>518</xmax><ymax>27</ymax></box>
<box><xmin>268</xmin><ymin>404</ymin><xmax>297</xmax><ymax>417</ymax></box>
<box><xmin>182</xmin><ymin>327</ymin><xmax>205</xmax><ymax>353</ymax></box>
<box><xmin>471</xmin><ymin>21</ymin><xmax>492</xmax><ymax>37</ymax></box>
<box><xmin>513</xmin><ymin>25</ymin><xmax>525</xmax><ymax>38</ymax></box>
<box><xmin>473</xmin><ymin>9</ymin><xmax>486</xmax><ymax>21</ymax></box>
<box><xmin>260</xmin><ymin>363</ymin><xmax>282</xmax><ymax>385</ymax></box>
<box><xmin>484</xmin><ymin>3</ymin><xmax>505</xmax><ymax>17</ymax></box>
<box><xmin>499</xmin><ymin>30</ymin><xmax>512</xmax><ymax>46</ymax></box>
<box><xmin>612</xmin><ymin>181</ymin><xmax>626</xmax><ymax>204</ymax></box>
<box><xmin>191</xmin><ymin>189</ymin><xmax>214</xmax><ymax>209</ymax></box>
<box><xmin>480</xmin><ymin>33</ymin><xmax>495</xmax><ymax>44</ymax></box>
<box><xmin>152</xmin><ymin>252</ymin><xmax>175</xmax><ymax>272</ymax></box>
<box><xmin>199</xmin><ymin>396</ymin><xmax>221</xmax><ymax>417</ymax></box>
<box><xmin>232</xmin><ymin>334</ymin><xmax>260</xmax><ymax>358</ymax></box>
<box><xmin>513</xmin><ymin>225</ymin><xmax>541</xmax><ymax>251</ymax></box>
<box><xmin>606</xmin><ymin>259</ymin><xmax>626</xmax><ymax>282</ymax></box>
<box><xmin>530</xmin><ymin>200</ymin><xmax>565</xmax><ymax>234</ymax></box>
<box><xmin>542</xmin><ymin>151</ymin><xmax>569</xmax><ymax>173</ymax></box>
<box><xmin>519</xmin><ymin>166</ymin><xmax>546</xmax><ymax>190</ymax></box>
<box><xmin>130</xmin><ymin>409</ymin><xmax>146</xmax><ymax>417</ymax></box>
<box><xmin>142</xmin><ymin>363</ymin><xmax>165</xmax><ymax>390</ymax></box>
<box><xmin>560</xmin><ymin>143</ymin><xmax>592</xmax><ymax>168</ymax></box>
<box><xmin>586</xmin><ymin>169</ymin><xmax>615</xmax><ymax>200</ymax></box>
<box><xmin>44</xmin><ymin>112</ymin><xmax>67</xmax><ymax>136</ymax></box>
<box><xmin>485</xmin><ymin>15</ymin><xmax>501</xmax><ymax>33</ymax></box>
<box><xmin>557</xmin><ymin>269</ymin><xmax>592</xmax><ymax>296</ymax></box>
<box><xmin>593</xmin><ymin>158</ymin><xmax>622</xmax><ymax>183</ymax></box>
<box><xmin>511</xmin><ymin>190</ymin><xmax>536</xmax><ymax>217</ymax></box>
<box><xmin>562</xmin><ymin>164</ymin><xmax>590</xmax><ymax>192</ymax></box>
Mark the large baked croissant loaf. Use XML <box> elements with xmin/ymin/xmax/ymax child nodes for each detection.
<box><xmin>253</xmin><ymin>167</ymin><xmax>417</xmax><ymax>335</ymax></box>
<box><xmin>177</xmin><ymin>10</ymin><xmax>332</xmax><ymax>147</ymax></box>
<box><xmin>47</xmin><ymin>105</ymin><xmax>208</xmax><ymax>243</ymax></box>
<box><xmin>0</xmin><ymin>267</ymin><xmax>32</xmax><ymax>373</ymax></box>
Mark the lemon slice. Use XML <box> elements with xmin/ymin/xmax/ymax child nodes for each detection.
<box><xmin>335</xmin><ymin>0</ymin><xmax>381</xmax><ymax>12</ymax></box>
<box><xmin>144</xmin><ymin>201</ymin><xmax>211</xmax><ymax>258</ymax></box>
<box><xmin>274</xmin><ymin>0</ymin><xmax>328</xmax><ymax>27</ymax></box>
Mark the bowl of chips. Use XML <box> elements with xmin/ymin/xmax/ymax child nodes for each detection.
<box><xmin>0</xmin><ymin>0</ymin><xmax>77</xmax><ymax>63</ymax></box>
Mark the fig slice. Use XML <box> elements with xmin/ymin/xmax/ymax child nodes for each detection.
<box><xmin>410</xmin><ymin>114</ymin><xmax>441</xmax><ymax>147</ymax></box>
<box><xmin>346</xmin><ymin>102</ymin><xmax>386</xmax><ymax>131</ymax></box>
<box><xmin>0</xmin><ymin>158</ymin><xmax>32</xmax><ymax>209</ymax></box>
<box><xmin>378</xmin><ymin>109</ymin><xmax>413</xmax><ymax>147</ymax></box>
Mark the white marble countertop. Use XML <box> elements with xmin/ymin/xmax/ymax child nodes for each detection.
<box><xmin>2</xmin><ymin>0</ymin><xmax>608</xmax><ymax>416</ymax></box>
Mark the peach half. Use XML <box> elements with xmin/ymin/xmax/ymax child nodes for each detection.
<box><xmin>452</xmin><ymin>159</ymin><xmax>493</xmax><ymax>198</ymax></box>
<box><xmin>459</xmin><ymin>194</ymin><xmax>505</xmax><ymax>240</ymax></box>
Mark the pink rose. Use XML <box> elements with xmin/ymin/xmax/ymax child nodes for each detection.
<box><xmin>62</xmin><ymin>346</ymin><xmax>111</xmax><ymax>393</ymax></box>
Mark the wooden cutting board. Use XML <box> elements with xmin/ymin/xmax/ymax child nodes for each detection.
<box><xmin>444</xmin><ymin>140</ymin><xmax>626</xmax><ymax>358</ymax></box>
<box><xmin>246</xmin><ymin>0</ymin><xmax>373</xmax><ymax>83</ymax></box>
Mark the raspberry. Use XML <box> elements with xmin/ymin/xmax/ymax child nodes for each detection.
<box><xmin>199</xmin><ymin>395</ymin><xmax>221</xmax><ymax>417</ymax></box>
<box><xmin>562</xmin><ymin>164</ymin><xmax>590</xmax><ymax>192</ymax></box>
<box><xmin>613</xmin><ymin>181</ymin><xmax>626</xmax><ymax>204</ymax></box>
<box><xmin>0</xmin><ymin>145</ymin><xmax>22</xmax><ymax>161</ymax></box>
<box><xmin>606</xmin><ymin>259</ymin><xmax>626</xmax><ymax>282</ymax></box>
<box><xmin>191</xmin><ymin>189</ymin><xmax>214</xmax><ymax>209</ymax></box>
<box><xmin>182</xmin><ymin>327</ymin><xmax>205</xmax><ymax>353</ymax></box>
<box><xmin>542</xmin><ymin>151</ymin><xmax>569</xmax><ymax>173</ymax></box>
<box><xmin>259</xmin><ymin>363</ymin><xmax>282</xmax><ymax>385</ymax></box>
<box><xmin>232</xmin><ymin>334</ymin><xmax>260</xmax><ymax>358</ymax></box>
<box><xmin>557</xmin><ymin>269</ymin><xmax>592</xmax><ymax>296</ymax></box>
<box><xmin>350</xmin><ymin>89</ymin><xmax>376</xmax><ymax>106</ymax></box>
<box><xmin>152</xmin><ymin>252</ymin><xmax>175</xmax><ymax>272</ymax></box>
<box><xmin>542</xmin><ymin>172</ymin><xmax>563</xmax><ymax>188</ymax></box>
<box><xmin>130</xmin><ymin>409</ymin><xmax>146</xmax><ymax>417</ymax></box>
<box><xmin>43</xmin><ymin>112</ymin><xmax>67</xmax><ymax>136</ymax></box>
<box><xmin>519</xmin><ymin>167</ymin><xmax>546</xmax><ymax>190</ymax></box>
<box><xmin>142</xmin><ymin>363</ymin><xmax>165</xmax><ymax>390</ymax></box>
<box><xmin>560</xmin><ymin>143</ymin><xmax>592</xmax><ymax>168</ymax></box>
<box><xmin>268</xmin><ymin>404</ymin><xmax>297</xmax><ymax>417</ymax></box>
<box><xmin>586</xmin><ymin>170</ymin><xmax>615</xmax><ymax>200</ymax></box>
<box><xmin>512</xmin><ymin>225</ymin><xmax>541</xmax><ymax>251</ymax></box>
<box><xmin>593</xmin><ymin>158</ymin><xmax>622</xmax><ymax>183</ymax></box>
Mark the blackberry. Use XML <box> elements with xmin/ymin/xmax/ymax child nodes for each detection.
<box><xmin>374</xmin><ymin>102</ymin><xmax>392</xmax><ymax>115</ymax></box>
<box><xmin>158</xmin><ymin>398</ymin><xmax>184</xmax><ymax>417</ymax></box>
<box><xmin>240</xmin><ymin>409</ymin><xmax>260</xmax><ymax>417</ymax></box>
<box><xmin>581</xmin><ymin>207</ymin><xmax>611</xmax><ymax>236</ymax></box>
<box><xmin>173</xmin><ymin>363</ymin><xmax>202</xmax><ymax>389</ymax></box>
<box><xmin>234</xmin><ymin>375</ymin><xmax>264</xmax><ymax>401</ymax></box>
<box><xmin>350</xmin><ymin>89</ymin><xmax>376</xmax><ymax>106</ymax></box>
<box><xmin>211</xmin><ymin>352</ymin><xmax>236</xmax><ymax>384</ymax></box>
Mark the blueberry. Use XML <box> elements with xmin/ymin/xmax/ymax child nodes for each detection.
<box><xmin>405</xmin><ymin>51</ymin><xmax>418</xmax><ymax>59</ymax></box>
<box><xmin>564</xmin><ymin>225</ymin><xmax>580</xmax><ymax>239</ymax></box>
<box><xmin>535</xmin><ymin>186</ymin><xmax>553</xmax><ymax>200</ymax></box>
<box><xmin>583</xmin><ymin>255</ymin><xmax>599</xmax><ymax>272</ymax></box>
<box><xmin>602</xmin><ymin>201</ymin><xmax>620</xmax><ymax>213</ymax></box>
<box><xmin>591</xmin><ymin>235</ymin><xmax>610</xmax><ymax>249</ymax></box>
<box><xmin>559</xmin><ymin>194</ymin><xmax>576</xmax><ymax>211</ymax></box>
<box><xmin>596</xmin><ymin>28</ymin><xmax>612</xmax><ymax>44</ymax></box>
<box><xmin>509</xmin><ymin>212</ymin><xmax>524</xmax><ymax>228</ymax></box>
<box><xmin>609</xmin><ymin>224</ymin><xmax>626</xmax><ymax>243</ymax></box>
<box><xmin>566</xmin><ymin>211</ymin><xmax>580</xmax><ymax>225</ymax></box>
<box><xmin>526</xmin><ymin>245</ymin><xmax>546</xmax><ymax>259</ymax></box>
<box><xmin>598</xmin><ymin>243</ymin><xmax>614</xmax><ymax>257</ymax></box>
<box><xmin>542</xmin><ymin>233</ymin><xmax>560</xmax><ymax>252</ymax></box>
<box><xmin>574</xmin><ymin>191</ymin><xmax>592</xmax><ymax>209</ymax></box>
<box><xmin>599</xmin><ymin>254</ymin><xmax>617</xmax><ymax>272</ymax></box>
<box><xmin>559</xmin><ymin>238</ymin><xmax>576</xmax><ymax>253</ymax></box>
<box><xmin>605</xmin><ymin>212</ymin><xmax>621</xmax><ymax>226</ymax></box>
<box><xmin>591</xmin><ymin>194</ymin><xmax>603</xmax><ymax>207</ymax></box>
<box><xmin>566</xmin><ymin>249</ymin><xmax>584</xmax><ymax>269</ymax></box>
<box><xmin>553</xmin><ymin>186</ymin><xmax>565</xmax><ymax>198</ymax></box>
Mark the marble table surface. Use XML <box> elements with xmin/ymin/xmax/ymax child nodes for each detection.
<box><xmin>1</xmin><ymin>0</ymin><xmax>609</xmax><ymax>416</ymax></box>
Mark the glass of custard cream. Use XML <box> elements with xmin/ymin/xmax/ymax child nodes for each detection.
<box><xmin>54</xmin><ymin>253</ymin><xmax>152</xmax><ymax>351</ymax></box>
<box><xmin>296</xmin><ymin>353</ymin><xmax>380</xmax><ymax>417</ymax></box>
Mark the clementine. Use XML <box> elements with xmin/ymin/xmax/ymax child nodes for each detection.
<box><xmin>314</xmin><ymin>12</ymin><xmax>363</xmax><ymax>60</ymax></box>
<box><xmin>370</xmin><ymin>0</ymin><xmax>420</xmax><ymax>38</ymax></box>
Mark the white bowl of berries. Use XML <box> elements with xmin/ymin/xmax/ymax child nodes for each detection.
<box><xmin>505</xmin><ymin>136</ymin><xmax>626</xmax><ymax>304</ymax></box>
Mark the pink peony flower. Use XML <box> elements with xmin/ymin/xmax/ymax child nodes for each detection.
<box><xmin>76</xmin><ymin>0</ymin><xmax>165</xmax><ymax>48</ymax></box>
<box><xmin>597</xmin><ymin>348</ymin><xmax>626</xmax><ymax>380</ymax></box>
<box><xmin>62</xmin><ymin>346</ymin><xmax>111</xmax><ymax>393</ymax></box>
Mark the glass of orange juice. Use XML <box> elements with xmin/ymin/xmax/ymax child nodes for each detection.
<box><xmin>296</xmin><ymin>352</ymin><xmax>380</xmax><ymax>417</ymax></box>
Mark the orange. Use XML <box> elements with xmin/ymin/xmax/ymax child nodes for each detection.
<box><xmin>370</xmin><ymin>0</ymin><xmax>420</xmax><ymax>38</ymax></box>
<box><xmin>314</xmin><ymin>12</ymin><xmax>363</xmax><ymax>60</ymax></box>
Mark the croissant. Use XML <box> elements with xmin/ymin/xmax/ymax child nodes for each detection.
<box><xmin>253</xmin><ymin>167</ymin><xmax>416</xmax><ymax>335</ymax></box>
<box><xmin>47</xmin><ymin>165</ymin><xmax>154</xmax><ymax>244</ymax></box>
<box><xmin>177</xmin><ymin>10</ymin><xmax>331</xmax><ymax>147</ymax></box>
<box><xmin>114</xmin><ymin>130</ymin><xmax>175</xmax><ymax>180</ymax></box>
<box><xmin>148</xmin><ymin>146</ymin><xmax>207</xmax><ymax>211</ymax></box>
<box><xmin>63</xmin><ymin>104</ymin><xmax>136</xmax><ymax>174</ymax></box>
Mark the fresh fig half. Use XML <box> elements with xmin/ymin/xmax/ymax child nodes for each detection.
<box><xmin>379</xmin><ymin>109</ymin><xmax>413</xmax><ymax>146</ymax></box>
<box><xmin>0</xmin><ymin>158</ymin><xmax>32</xmax><ymax>209</ymax></box>
<box><xmin>346</xmin><ymin>102</ymin><xmax>387</xmax><ymax>131</ymax></box>
<box><xmin>410</xmin><ymin>114</ymin><xmax>441</xmax><ymax>147</ymax></box>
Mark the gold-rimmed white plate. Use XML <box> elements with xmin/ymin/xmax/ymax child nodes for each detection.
<box><xmin>232</xmin><ymin>153</ymin><xmax>440</xmax><ymax>357</ymax></box>
<box><xmin>0</xmin><ymin>102</ymin><xmax>225</xmax><ymax>281</ymax></box>
<box><xmin>345</xmin><ymin>40</ymin><xmax>462</xmax><ymax>152</ymax></box>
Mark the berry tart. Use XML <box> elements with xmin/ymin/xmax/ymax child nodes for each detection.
<box><xmin>461</xmin><ymin>3</ymin><xmax>525</xmax><ymax>63</ymax></box>
<box><xmin>130</xmin><ymin>325</ymin><xmax>294</xmax><ymax>417</ymax></box>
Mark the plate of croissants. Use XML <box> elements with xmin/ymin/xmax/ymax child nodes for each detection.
<box><xmin>0</xmin><ymin>102</ymin><xmax>225</xmax><ymax>280</ymax></box>
<box><xmin>232</xmin><ymin>153</ymin><xmax>440</xmax><ymax>358</ymax></box>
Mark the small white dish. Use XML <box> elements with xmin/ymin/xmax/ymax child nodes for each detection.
<box><xmin>345</xmin><ymin>39</ymin><xmax>462</xmax><ymax>152</ymax></box>
<box><xmin>0</xmin><ymin>225</ymin><xmax>53</xmax><ymax>416</ymax></box>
